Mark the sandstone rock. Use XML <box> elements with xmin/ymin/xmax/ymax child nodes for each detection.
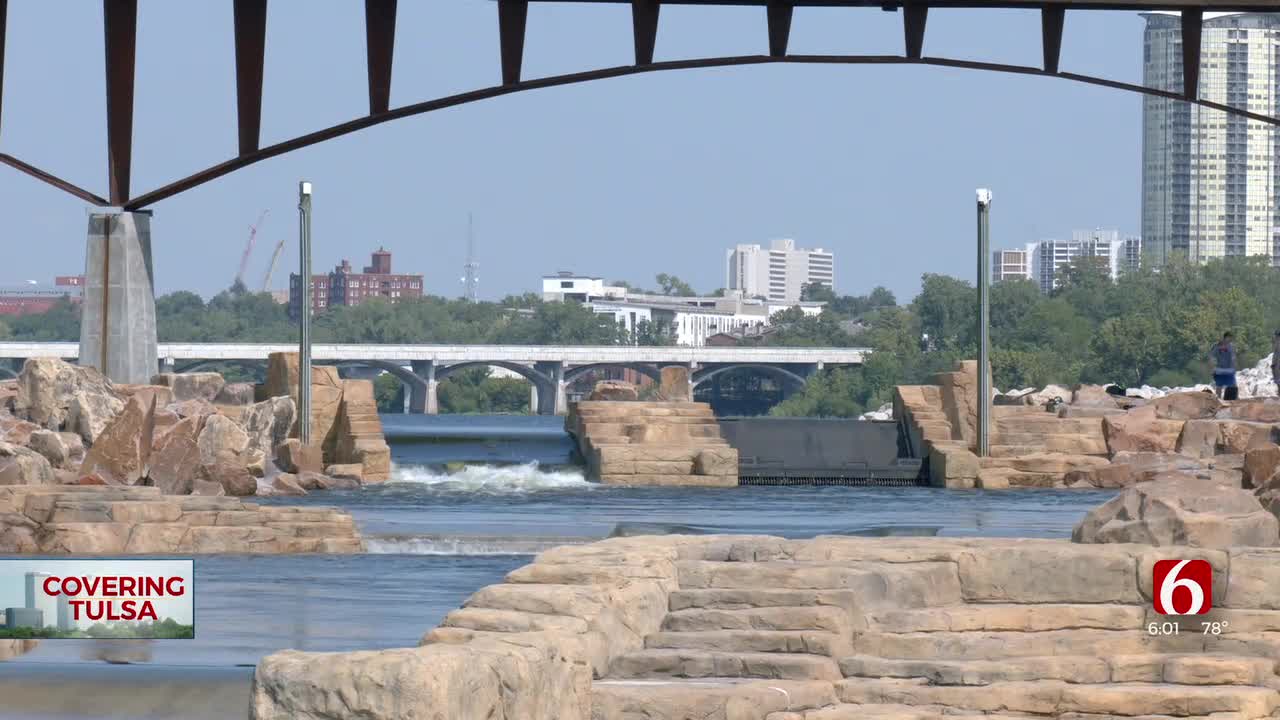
<box><xmin>26</xmin><ymin>429</ymin><xmax>68</xmax><ymax>469</ymax></box>
<box><xmin>252</xmin><ymin>636</ymin><xmax>590</xmax><ymax>720</ymax></box>
<box><xmin>0</xmin><ymin>415</ymin><xmax>39</xmax><ymax>445</ymax></box>
<box><xmin>298</xmin><ymin>470</ymin><xmax>360</xmax><ymax>490</ymax></box>
<box><xmin>1217</xmin><ymin>397</ymin><xmax>1280</xmax><ymax>423</ymax></box>
<box><xmin>0</xmin><ymin>511</ymin><xmax>40</xmax><ymax>551</ymax></box>
<box><xmin>213</xmin><ymin>382</ymin><xmax>255</xmax><ymax>406</ymax></box>
<box><xmin>589</xmin><ymin>380</ymin><xmax>639</xmax><ymax>402</ymax></box>
<box><xmin>264</xmin><ymin>353</ymin><xmax>344</xmax><ymax>444</ymax></box>
<box><xmin>58</xmin><ymin>432</ymin><xmax>85</xmax><ymax>466</ymax></box>
<box><xmin>241</xmin><ymin>397</ymin><xmax>296</xmax><ymax>462</ymax></box>
<box><xmin>658</xmin><ymin>366</ymin><xmax>692</xmax><ymax>402</ymax></box>
<box><xmin>1243</xmin><ymin>445</ymin><xmax>1280</xmax><ymax>490</ymax></box>
<box><xmin>1177</xmin><ymin>419</ymin><xmax>1221</xmax><ymax>459</ymax></box>
<box><xmin>1102</xmin><ymin>406</ymin><xmax>1183</xmax><ymax>455</ymax></box>
<box><xmin>693</xmin><ymin>447</ymin><xmax>737</xmax><ymax>476</ymax></box>
<box><xmin>0</xmin><ymin>639</ymin><xmax>39</xmax><ymax>661</ymax></box>
<box><xmin>329</xmin><ymin>379</ymin><xmax>391</xmax><ymax>482</ymax></box>
<box><xmin>66</xmin><ymin>389</ymin><xmax>127</xmax><ymax>445</ymax></box>
<box><xmin>1073</xmin><ymin>476</ymin><xmax>1279</xmax><ymax>548</ymax></box>
<box><xmin>151</xmin><ymin>372</ymin><xmax>226</xmax><ymax>403</ymax></box>
<box><xmin>79</xmin><ymin>395</ymin><xmax>156</xmax><ymax>486</ymax></box>
<box><xmin>196</xmin><ymin>414</ymin><xmax>249</xmax><ymax>467</ymax></box>
<box><xmin>1218</xmin><ymin>420</ymin><xmax>1277</xmax><ymax>454</ymax></box>
<box><xmin>258</xmin><ymin>473</ymin><xmax>308</xmax><ymax>496</ymax></box>
<box><xmin>191</xmin><ymin>478</ymin><xmax>225</xmax><ymax>496</ymax></box>
<box><xmin>76</xmin><ymin>474</ymin><xmax>107</xmax><ymax>486</ymax></box>
<box><xmin>196</xmin><ymin>455</ymin><xmax>256</xmax><ymax>496</ymax></box>
<box><xmin>1063</xmin><ymin>462</ymin><xmax>1133</xmax><ymax>489</ymax></box>
<box><xmin>1072</xmin><ymin>384</ymin><xmax>1119</xmax><ymax>409</ymax></box>
<box><xmin>324</xmin><ymin>464</ymin><xmax>364</xmax><ymax>483</ymax></box>
<box><xmin>15</xmin><ymin>358</ymin><xmax>122</xmax><ymax>435</ymax></box>
<box><xmin>1109</xmin><ymin>451</ymin><xmax>1211</xmax><ymax>484</ymax></box>
<box><xmin>275</xmin><ymin>439</ymin><xmax>323</xmax><ymax>474</ymax></box>
<box><xmin>167</xmin><ymin>398</ymin><xmax>216</xmax><ymax>418</ymax></box>
<box><xmin>1151</xmin><ymin>390</ymin><xmax>1223</xmax><ymax>420</ymax></box>
<box><xmin>930</xmin><ymin>445</ymin><xmax>979</xmax><ymax>488</ymax></box>
<box><xmin>148</xmin><ymin>416</ymin><xmax>204</xmax><ymax>495</ymax></box>
<box><xmin>114</xmin><ymin>384</ymin><xmax>175</xmax><ymax>409</ymax></box>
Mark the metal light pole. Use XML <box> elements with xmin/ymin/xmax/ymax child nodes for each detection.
<box><xmin>298</xmin><ymin>181</ymin><xmax>313</xmax><ymax>445</ymax></box>
<box><xmin>976</xmin><ymin>189</ymin><xmax>992</xmax><ymax>458</ymax></box>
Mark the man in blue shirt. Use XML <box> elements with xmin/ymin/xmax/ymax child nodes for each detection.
<box><xmin>1209</xmin><ymin>331</ymin><xmax>1238</xmax><ymax>400</ymax></box>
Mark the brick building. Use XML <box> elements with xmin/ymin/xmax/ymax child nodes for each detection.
<box><xmin>289</xmin><ymin>248</ymin><xmax>423</xmax><ymax>318</ymax></box>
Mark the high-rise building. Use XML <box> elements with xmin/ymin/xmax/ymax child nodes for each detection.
<box><xmin>993</xmin><ymin>231</ymin><xmax>1142</xmax><ymax>293</ymax></box>
<box><xmin>725</xmin><ymin>239</ymin><xmax>834</xmax><ymax>302</ymax></box>
<box><xmin>992</xmin><ymin>247</ymin><xmax>1033</xmax><ymax>282</ymax></box>
<box><xmin>289</xmin><ymin>248</ymin><xmax>424</xmax><ymax>319</ymax></box>
<box><xmin>24</xmin><ymin>572</ymin><xmax>72</xmax><ymax>631</ymax></box>
<box><xmin>1141</xmin><ymin>12</ymin><xmax>1280</xmax><ymax>267</ymax></box>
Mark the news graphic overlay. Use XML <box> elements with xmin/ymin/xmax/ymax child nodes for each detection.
<box><xmin>1152</xmin><ymin>559</ymin><xmax>1212</xmax><ymax>616</ymax></box>
<box><xmin>0</xmin><ymin>560</ymin><xmax>193</xmax><ymax>639</ymax></box>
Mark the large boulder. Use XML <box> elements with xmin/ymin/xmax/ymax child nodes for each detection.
<box><xmin>26</xmin><ymin>429</ymin><xmax>70</xmax><ymax>469</ymax></box>
<box><xmin>241</xmin><ymin>397</ymin><xmax>296</xmax><ymax>462</ymax></box>
<box><xmin>1102</xmin><ymin>406</ymin><xmax>1183</xmax><ymax>455</ymax></box>
<box><xmin>196</xmin><ymin>454</ymin><xmax>257</xmax><ymax>496</ymax></box>
<box><xmin>196</xmin><ymin>414</ymin><xmax>249</xmax><ymax>467</ymax></box>
<box><xmin>114</xmin><ymin>384</ymin><xmax>176</xmax><ymax>409</ymax></box>
<box><xmin>1243</xmin><ymin>445</ymin><xmax>1280</xmax><ymax>490</ymax></box>
<box><xmin>1217</xmin><ymin>420</ymin><xmax>1277</xmax><ymax>454</ymax></box>
<box><xmin>1216</xmin><ymin>397</ymin><xmax>1280</xmax><ymax>423</ymax></box>
<box><xmin>149</xmin><ymin>415</ymin><xmax>204</xmax><ymax>495</ymax></box>
<box><xmin>78</xmin><ymin>395</ymin><xmax>156</xmax><ymax>485</ymax></box>
<box><xmin>66</xmin><ymin>389</ymin><xmax>127</xmax><ymax>445</ymax></box>
<box><xmin>1071</xmin><ymin>384</ymin><xmax>1119</xmax><ymax>409</ymax></box>
<box><xmin>263</xmin><ymin>353</ymin><xmax>344</xmax><ymax>444</ymax></box>
<box><xmin>151</xmin><ymin>372</ymin><xmax>226</xmax><ymax>403</ymax></box>
<box><xmin>588</xmin><ymin>380</ymin><xmax>638</xmax><ymax>402</ymax></box>
<box><xmin>0</xmin><ymin>415</ymin><xmax>40</xmax><ymax>446</ymax></box>
<box><xmin>214</xmin><ymin>382</ymin><xmax>255</xmax><ymax>406</ymax></box>
<box><xmin>0</xmin><ymin>441</ymin><xmax>56</xmax><ymax>485</ymax></box>
<box><xmin>276</xmin><ymin>439</ymin><xmax>323</xmax><ymax>474</ymax></box>
<box><xmin>1151</xmin><ymin>390</ymin><xmax>1223</xmax><ymax>420</ymax></box>
<box><xmin>1176</xmin><ymin>419</ymin><xmax>1221</xmax><ymax>459</ymax></box>
<box><xmin>657</xmin><ymin>366</ymin><xmax>692</xmax><ymax>403</ymax></box>
<box><xmin>168</xmin><ymin>398</ymin><xmax>216</xmax><ymax>419</ymax></box>
<box><xmin>1073</xmin><ymin>476</ymin><xmax>1280</xmax><ymax>548</ymax></box>
<box><xmin>14</xmin><ymin>358</ymin><xmax>123</xmax><ymax>436</ymax></box>
<box><xmin>257</xmin><ymin>473</ymin><xmax>308</xmax><ymax>496</ymax></box>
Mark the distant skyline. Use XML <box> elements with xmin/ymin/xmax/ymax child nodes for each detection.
<box><xmin>1</xmin><ymin>2</ymin><xmax>1161</xmax><ymax>303</ymax></box>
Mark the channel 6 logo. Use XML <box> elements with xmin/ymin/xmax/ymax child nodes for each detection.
<box><xmin>1152</xmin><ymin>559</ymin><xmax>1213</xmax><ymax>615</ymax></box>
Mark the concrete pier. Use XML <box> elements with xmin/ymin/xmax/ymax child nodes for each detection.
<box><xmin>78</xmin><ymin>212</ymin><xmax>158</xmax><ymax>385</ymax></box>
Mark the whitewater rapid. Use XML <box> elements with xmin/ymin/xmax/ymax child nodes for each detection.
<box><xmin>386</xmin><ymin>462</ymin><xmax>592</xmax><ymax>493</ymax></box>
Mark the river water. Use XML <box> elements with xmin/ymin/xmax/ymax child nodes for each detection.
<box><xmin>1</xmin><ymin>415</ymin><xmax>1114</xmax><ymax>716</ymax></box>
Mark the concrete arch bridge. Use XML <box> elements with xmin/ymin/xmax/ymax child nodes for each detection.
<box><xmin>0</xmin><ymin>342</ymin><xmax>867</xmax><ymax>416</ymax></box>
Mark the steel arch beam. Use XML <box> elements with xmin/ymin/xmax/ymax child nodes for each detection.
<box><xmin>333</xmin><ymin>358</ymin><xmax>426</xmax><ymax>393</ymax></box>
<box><xmin>118</xmin><ymin>51</ymin><xmax>1280</xmax><ymax>210</ymax></box>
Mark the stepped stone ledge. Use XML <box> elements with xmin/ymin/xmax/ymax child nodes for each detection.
<box><xmin>250</xmin><ymin>534</ymin><xmax>1280</xmax><ymax>720</ymax></box>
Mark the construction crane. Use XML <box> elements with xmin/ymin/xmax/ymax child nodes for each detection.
<box><xmin>235</xmin><ymin>209</ymin><xmax>269</xmax><ymax>288</ymax></box>
<box><xmin>261</xmin><ymin>236</ymin><xmax>288</xmax><ymax>292</ymax></box>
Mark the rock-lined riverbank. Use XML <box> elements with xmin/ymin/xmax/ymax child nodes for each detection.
<box><xmin>897</xmin><ymin>359</ymin><xmax>1280</xmax><ymax>493</ymax></box>
<box><xmin>251</xmin><ymin>533</ymin><xmax>1280</xmax><ymax>719</ymax></box>
<box><xmin>0</xmin><ymin>483</ymin><xmax>363</xmax><ymax>554</ymax></box>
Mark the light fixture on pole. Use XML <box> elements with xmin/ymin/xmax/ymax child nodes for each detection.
<box><xmin>298</xmin><ymin>181</ymin><xmax>313</xmax><ymax>445</ymax></box>
<box><xmin>975</xmin><ymin>188</ymin><xmax>992</xmax><ymax>458</ymax></box>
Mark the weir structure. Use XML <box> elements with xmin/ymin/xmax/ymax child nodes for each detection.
<box><xmin>0</xmin><ymin>0</ymin><xmax>1274</xmax><ymax>384</ymax></box>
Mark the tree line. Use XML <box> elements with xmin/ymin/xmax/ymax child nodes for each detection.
<box><xmin>4</xmin><ymin>259</ymin><xmax>1272</xmax><ymax>417</ymax></box>
<box><xmin>772</xmin><ymin>255</ymin><xmax>1280</xmax><ymax>417</ymax></box>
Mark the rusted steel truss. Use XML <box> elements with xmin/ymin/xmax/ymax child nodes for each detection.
<box><xmin>0</xmin><ymin>0</ymin><xmax>1272</xmax><ymax>209</ymax></box>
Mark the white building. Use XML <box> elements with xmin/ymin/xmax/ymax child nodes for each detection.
<box><xmin>540</xmin><ymin>271</ymin><xmax>824</xmax><ymax>347</ymax></box>
<box><xmin>25</xmin><ymin>572</ymin><xmax>72</xmax><ymax>631</ymax></box>
<box><xmin>1141</xmin><ymin>12</ymin><xmax>1280</xmax><ymax>266</ymax></box>
<box><xmin>992</xmin><ymin>231</ymin><xmax>1142</xmax><ymax>293</ymax></box>
<box><xmin>725</xmin><ymin>239</ymin><xmax>834</xmax><ymax>303</ymax></box>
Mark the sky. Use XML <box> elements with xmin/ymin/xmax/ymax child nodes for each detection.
<box><xmin>0</xmin><ymin>1</ymin><xmax>1151</xmax><ymax>303</ymax></box>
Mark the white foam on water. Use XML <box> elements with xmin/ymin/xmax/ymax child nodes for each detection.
<box><xmin>365</xmin><ymin>534</ymin><xmax>593</xmax><ymax>555</ymax></box>
<box><xmin>387</xmin><ymin>462</ymin><xmax>591</xmax><ymax>493</ymax></box>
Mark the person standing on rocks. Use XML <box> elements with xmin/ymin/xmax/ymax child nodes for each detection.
<box><xmin>1272</xmin><ymin>330</ymin><xmax>1280</xmax><ymax>388</ymax></box>
<box><xmin>1208</xmin><ymin>331</ymin><xmax>1238</xmax><ymax>400</ymax></box>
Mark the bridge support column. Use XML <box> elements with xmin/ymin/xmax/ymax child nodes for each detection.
<box><xmin>79</xmin><ymin>212</ymin><xmax>158</xmax><ymax>385</ymax></box>
<box><xmin>529</xmin><ymin>385</ymin><xmax>539</xmax><ymax>415</ymax></box>
<box><xmin>409</xmin><ymin>360</ymin><xmax>438</xmax><ymax>415</ymax></box>
<box><xmin>533</xmin><ymin>361</ymin><xmax>567</xmax><ymax>416</ymax></box>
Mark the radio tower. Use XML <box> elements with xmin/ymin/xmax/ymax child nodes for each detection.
<box><xmin>461</xmin><ymin>213</ymin><xmax>479</xmax><ymax>302</ymax></box>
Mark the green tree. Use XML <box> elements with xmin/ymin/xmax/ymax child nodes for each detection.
<box><xmin>655</xmin><ymin>273</ymin><xmax>696</xmax><ymax>296</ymax></box>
